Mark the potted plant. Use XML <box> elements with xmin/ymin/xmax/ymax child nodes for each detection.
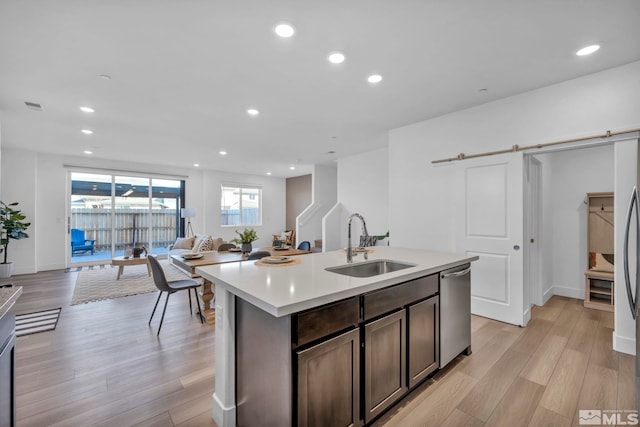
<box><xmin>0</xmin><ymin>201</ymin><xmax>31</xmax><ymax>278</ymax></box>
<box><xmin>232</xmin><ymin>228</ymin><xmax>258</xmax><ymax>254</ymax></box>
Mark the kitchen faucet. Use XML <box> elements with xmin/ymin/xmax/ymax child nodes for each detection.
<box><xmin>347</xmin><ymin>213</ymin><xmax>369</xmax><ymax>263</ymax></box>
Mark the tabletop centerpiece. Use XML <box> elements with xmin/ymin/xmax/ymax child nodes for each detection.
<box><xmin>232</xmin><ymin>228</ymin><xmax>258</xmax><ymax>254</ymax></box>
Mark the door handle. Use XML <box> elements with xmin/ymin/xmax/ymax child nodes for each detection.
<box><xmin>624</xmin><ymin>186</ymin><xmax>639</xmax><ymax>319</ymax></box>
<box><xmin>441</xmin><ymin>267</ymin><xmax>471</xmax><ymax>279</ymax></box>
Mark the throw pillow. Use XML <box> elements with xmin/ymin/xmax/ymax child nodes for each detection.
<box><xmin>198</xmin><ymin>237</ymin><xmax>215</xmax><ymax>252</ymax></box>
<box><xmin>173</xmin><ymin>236</ymin><xmax>195</xmax><ymax>250</ymax></box>
<box><xmin>280</xmin><ymin>231</ymin><xmax>292</xmax><ymax>241</ymax></box>
<box><xmin>192</xmin><ymin>234</ymin><xmax>207</xmax><ymax>252</ymax></box>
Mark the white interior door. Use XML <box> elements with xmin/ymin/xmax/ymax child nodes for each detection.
<box><xmin>455</xmin><ymin>152</ymin><xmax>526</xmax><ymax>326</ymax></box>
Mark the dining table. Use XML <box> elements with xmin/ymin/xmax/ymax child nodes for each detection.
<box><xmin>170</xmin><ymin>247</ymin><xmax>311</xmax><ymax>324</ymax></box>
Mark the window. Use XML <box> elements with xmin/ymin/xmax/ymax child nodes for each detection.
<box><xmin>221</xmin><ymin>185</ymin><xmax>262</xmax><ymax>226</ymax></box>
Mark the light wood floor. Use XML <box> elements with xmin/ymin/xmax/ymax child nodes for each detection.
<box><xmin>11</xmin><ymin>269</ymin><xmax>217</xmax><ymax>427</ymax></box>
<box><xmin>9</xmin><ymin>269</ymin><xmax>635</xmax><ymax>426</ymax></box>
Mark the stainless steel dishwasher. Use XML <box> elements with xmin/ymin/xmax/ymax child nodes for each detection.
<box><xmin>439</xmin><ymin>263</ymin><xmax>472</xmax><ymax>368</ymax></box>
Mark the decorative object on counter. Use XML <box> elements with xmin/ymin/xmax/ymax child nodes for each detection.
<box><xmin>15</xmin><ymin>307</ymin><xmax>61</xmax><ymax>337</ymax></box>
<box><xmin>359</xmin><ymin>235</ymin><xmax>377</xmax><ymax>247</ymax></box>
<box><xmin>0</xmin><ymin>201</ymin><xmax>31</xmax><ymax>278</ymax></box>
<box><xmin>255</xmin><ymin>257</ymin><xmax>301</xmax><ymax>267</ymax></box>
<box><xmin>232</xmin><ymin>228</ymin><xmax>258</xmax><ymax>254</ymax></box>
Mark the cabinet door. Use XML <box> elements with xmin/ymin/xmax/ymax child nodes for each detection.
<box><xmin>0</xmin><ymin>334</ymin><xmax>16</xmax><ymax>427</ymax></box>
<box><xmin>408</xmin><ymin>296</ymin><xmax>439</xmax><ymax>388</ymax></box>
<box><xmin>364</xmin><ymin>310</ymin><xmax>406</xmax><ymax>424</ymax></box>
<box><xmin>297</xmin><ymin>328</ymin><xmax>361</xmax><ymax>427</ymax></box>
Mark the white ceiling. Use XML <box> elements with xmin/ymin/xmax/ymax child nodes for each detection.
<box><xmin>1</xmin><ymin>0</ymin><xmax>639</xmax><ymax>178</ymax></box>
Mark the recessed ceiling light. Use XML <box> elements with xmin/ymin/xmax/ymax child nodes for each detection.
<box><xmin>266</xmin><ymin>172</ymin><xmax>272</xmax><ymax>176</ymax></box>
<box><xmin>83</xmin><ymin>150</ymin><xmax>93</xmax><ymax>155</ymax></box>
<box><xmin>367</xmin><ymin>74</ymin><xmax>383</xmax><ymax>84</ymax></box>
<box><xmin>478</xmin><ymin>88</ymin><xmax>488</xmax><ymax>93</ymax></box>
<box><xmin>81</xmin><ymin>129</ymin><xmax>93</xmax><ymax>135</ymax></box>
<box><xmin>576</xmin><ymin>44</ymin><xmax>600</xmax><ymax>56</ymax></box>
<box><xmin>80</xmin><ymin>106</ymin><xmax>95</xmax><ymax>113</ymax></box>
<box><xmin>100</xmin><ymin>74</ymin><xmax>112</xmax><ymax>80</ymax></box>
<box><xmin>247</xmin><ymin>108</ymin><xmax>260</xmax><ymax>116</ymax></box>
<box><xmin>193</xmin><ymin>163</ymin><xmax>200</xmax><ymax>167</ymax></box>
<box><xmin>328</xmin><ymin>52</ymin><xmax>345</xmax><ymax>64</ymax></box>
<box><xmin>289</xmin><ymin>166</ymin><xmax>296</xmax><ymax>170</ymax></box>
<box><xmin>219</xmin><ymin>151</ymin><xmax>227</xmax><ymax>155</ymax></box>
<box><xmin>274</xmin><ymin>23</ymin><xmax>295</xmax><ymax>38</ymax></box>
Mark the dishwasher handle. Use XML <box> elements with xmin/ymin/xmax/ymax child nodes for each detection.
<box><xmin>441</xmin><ymin>267</ymin><xmax>471</xmax><ymax>279</ymax></box>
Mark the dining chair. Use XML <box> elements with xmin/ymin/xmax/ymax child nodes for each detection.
<box><xmin>217</xmin><ymin>243</ymin><xmax>236</xmax><ymax>251</ymax></box>
<box><xmin>297</xmin><ymin>241</ymin><xmax>311</xmax><ymax>251</ymax></box>
<box><xmin>148</xmin><ymin>255</ymin><xmax>203</xmax><ymax>335</ymax></box>
<box><xmin>247</xmin><ymin>251</ymin><xmax>271</xmax><ymax>260</ymax></box>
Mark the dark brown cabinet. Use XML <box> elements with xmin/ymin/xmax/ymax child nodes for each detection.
<box><xmin>408</xmin><ymin>296</ymin><xmax>439</xmax><ymax>388</ymax></box>
<box><xmin>0</xmin><ymin>305</ymin><xmax>16</xmax><ymax>427</ymax></box>
<box><xmin>296</xmin><ymin>328</ymin><xmax>360</xmax><ymax>427</ymax></box>
<box><xmin>364</xmin><ymin>310</ymin><xmax>406</xmax><ymax>424</ymax></box>
<box><xmin>235</xmin><ymin>271</ymin><xmax>453</xmax><ymax>426</ymax></box>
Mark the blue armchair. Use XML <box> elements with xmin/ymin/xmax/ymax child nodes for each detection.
<box><xmin>71</xmin><ymin>229</ymin><xmax>95</xmax><ymax>255</ymax></box>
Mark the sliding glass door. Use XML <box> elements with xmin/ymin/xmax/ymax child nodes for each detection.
<box><xmin>69</xmin><ymin>172</ymin><xmax>182</xmax><ymax>266</ymax></box>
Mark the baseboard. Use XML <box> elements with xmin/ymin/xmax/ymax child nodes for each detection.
<box><xmin>11</xmin><ymin>265</ymin><xmax>38</xmax><ymax>275</ymax></box>
<box><xmin>523</xmin><ymin>307</ymin><xmax>532</xmax><ymax>326</ymax></box>
<box><xmin>613</xmin><ymin>331</ymin><xmax>636</xmax><ymax>356</ymax></box>
<box><xmin>212</xmin><ymin>393</ymin><xmax>236</xmax><ymax>427</ymax></box>
<box><xmin>552</xmin><ymin>285</ymin><xmax>584</xmax><ymax>300</ymax></box>
<box><xmin>542</xmin><ymin>287</ymin><xmax>554</xmax><ymax>305</ymax></box>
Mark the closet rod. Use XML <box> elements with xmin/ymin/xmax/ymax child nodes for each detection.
<box><xmin>431</xmin><ymin>127</ymin><xmax>640</xmax><ymax>164</ymax></box>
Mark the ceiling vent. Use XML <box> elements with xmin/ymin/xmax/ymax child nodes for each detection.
<box><xmin>24</xmin><ymin>101</ymin><xmax>43</xmax><ymax>111</ymax></box>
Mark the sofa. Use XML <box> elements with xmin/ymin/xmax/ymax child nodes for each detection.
<box><xmin>168</xmin><ymin>234</ymin><xmax>226</xmax><ymax>263</ymax></box>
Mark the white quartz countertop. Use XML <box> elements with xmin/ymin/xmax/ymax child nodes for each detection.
<box><xmin>197</xmin><ymin>246</ymin><xmax>477</xmax><ymax>317</ymax></box>
<box><xmin>0</xmin><ymin>286</ymin><xmax>22</xmax><ymax>319</ymax></box>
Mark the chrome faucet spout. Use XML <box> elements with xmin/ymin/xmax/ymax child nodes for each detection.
<box><xmin>347</xmin><ymin>213</ymin><xmax>369</xmax><ymax>263</ymax></box>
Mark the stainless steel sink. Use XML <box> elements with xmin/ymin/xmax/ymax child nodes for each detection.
<box><xmin>325</xmin><ymin>259</ymin><xmax>416</xmax><ymax>278</ymax></box>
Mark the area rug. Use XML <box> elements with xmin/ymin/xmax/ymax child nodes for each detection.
<box><xmin>16</xmin><ymin>308</ymin><xmax>62</xmax><ymax>337</ymax></box>
<box><xmin>71</xmin><ymin>260</ymin><xmax>193</xmax><ymax>305</ymax></box>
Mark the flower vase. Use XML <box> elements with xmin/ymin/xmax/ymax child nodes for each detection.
<box><xmin>241</xmin><ymin>243</ymin><xmax>252</xmax><ymax>254</ymax></box>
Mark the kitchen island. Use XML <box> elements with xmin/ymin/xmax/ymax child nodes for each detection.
<box><xmin>1</xmin><ymin>285</ymin><xmax>22</xmax><ymax>427</ymax></box>
<box><xmin>197</xmin><ymin>247</ymin><xmax>477</xmax><ymax>427</ymax></box>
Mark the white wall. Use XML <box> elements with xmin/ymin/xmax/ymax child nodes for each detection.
<box><xmin>389</xmin><ymin>60</ymin><xmax>640</xmax><ymax>354</ymax></box>
<box><xmin>534</xmin><ymin>145</ymin><xmax>615</xmax><ymax>301</ymax></box>
<box><xmin>337</xmin><ymin>147</ymin><xmax>389</xmax><ymax>248</ymax></box>
<box><xmin>297</xmin><ymin>164</ymin><xmax>337</xmax><ymax>247</ymax></box>
<box><xmin>0</xmin><ymin>148</ymin><xmax>286</xmax><ymax>272</ymax></box>
<box><xmin>389</xmin><ymin>60</ymin><xmax>640</xmax><ymax>252</ymax></box>
<box><xmin>202</xmin><ymin>169</ymin><xmax>285</xmax><ymax>249</ymax></box>
<box><xmin>1</xmin><ymin>149</ymin><xmax>37</xmax><ymax>273</ymax></box>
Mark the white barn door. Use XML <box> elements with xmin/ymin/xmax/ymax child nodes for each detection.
<box><xmin>455</xmin><ymin>152</ymin><xmax>526</xmax><ymax>326</ymax></box>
